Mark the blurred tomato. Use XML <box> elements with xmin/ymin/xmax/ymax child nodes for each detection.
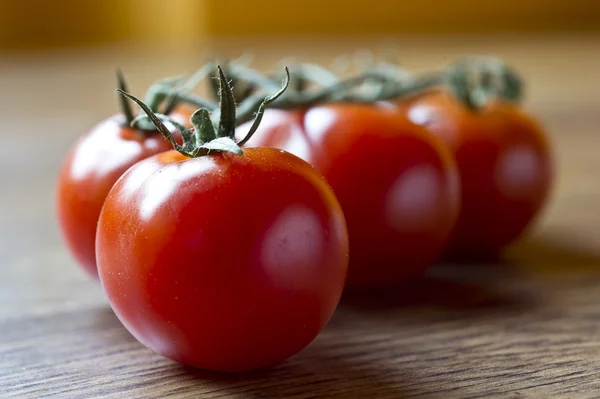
<box><xmin>404</xmin><ymin>90</ymin><xmax>553</xmax><ymax>256</ymax></box>
<box><xmin>56</xmin><ymin>114</ymin><xmax>184</xmax><ymax>279</ymax></box>
<box><xmin>169</xmin><ymin>104</ymin><xmax>196</xmax><ymax>127</ymax></box>
<box><xmin>239</xmin><ymin>103</ymin><xmax>460</xmax><ymax>288</ymax></box>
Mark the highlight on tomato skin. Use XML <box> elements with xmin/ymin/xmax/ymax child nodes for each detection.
<box><xmin>95</xmin><ymin>65</ymin><xmax>349</xmax><ymax>372</ymax></box>
<box><xmin>238</xmin><ymin>103</ymin><xmax>461</xmax><ymax>289</ymax></box>
<box><xmin>56</xmin><ymin>115</ymin><xmax>177</xmax><ymax>279</ymax></box>
<box><xmin>96</xmin><ymin>148</ymin><xmax>349</xmax><ymax>372</ymax></box>
<box><xmin>56</xmin><ymin>69</ymin><xmax>202</xmax><ymax>280</ymax></box>
<box><xmin>403</xmin><ymin>90</ymin><xmax>554</xmax><ymax>257</ymax></box>
<box><xmin>165</xmin><ymin>55</ymin><xmax>552</xmax><ymax>268</ymax></box>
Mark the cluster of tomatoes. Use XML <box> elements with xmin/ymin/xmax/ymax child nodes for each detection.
<box><xmin>56</xmin><ymin>55</ymin><xmax>553</xmax><ymax>372</ymax></box>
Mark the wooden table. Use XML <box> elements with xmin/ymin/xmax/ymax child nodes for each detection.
<box><xmin>2</xmin><ymin>34</ymin><xmax>600</xmax><ymax>398</ymax></box>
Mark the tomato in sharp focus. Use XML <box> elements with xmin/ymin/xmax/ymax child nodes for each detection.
<box><xmin>239</xmin><ymin>104</ymin><xmax>460</xmax><ymax>288</ymax></box>
<box><xmin>56</xmin><ymin>115</ymin><xmax>184</xmax><ymax>279</ymax></box>
<box><xmin>96</xmin><ymin>148</ymin><xmax>349</xmax><ymax>372</ymax></box>
<box><xmin>404</xmin><ymin>90</ymin><xmax>553</xmax><ymax>256</ymax></box>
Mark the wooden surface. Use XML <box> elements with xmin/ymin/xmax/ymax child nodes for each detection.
<box><xmin>2</xmin><ymin>34</ymin><xmax>600</xmax><ymax>398</ymax></box>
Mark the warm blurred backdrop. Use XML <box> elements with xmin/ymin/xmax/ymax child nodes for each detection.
<box><xmin>0</xmin><ymin>0</ymin><xmax>598</xmax><ymax>50</ymax></box>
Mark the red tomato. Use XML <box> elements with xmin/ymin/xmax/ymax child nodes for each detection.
<box><xmin>169</xmin><ymin>104</ymin><xmax>196</xmax><ymax>127</ymax></box>
<box><xmin>56</xmin><ymin>113</ymin><xmax>186</xmax><ymax>279</ymax></box>
<box><xmin>239</xmin><ymin>104</ymin><xmax>460</xmax><ymax>288</ymax></box>
<box><xmin>96</xmin><ymin>148</ymin><xmax>349</xmax><ymax>372</ymax></box>
<box><xmin>404</xmin><ymin>90</ymin><xmax>553</xmax><ymax>256</ymax></box>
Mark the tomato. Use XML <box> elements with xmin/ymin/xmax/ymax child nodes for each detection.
<box><xmin>96</xmin><ymin>148</ymin><xmax>349</xmax><ymax>371</ymax></box>
<box><xmin>169</xmin><ymin>103</ymin><xmax>196</xmax><ymax>127</ymax></box>
<box><xmin>56</xmin><ymin>68</ymin><xmax>196</xmax><ymax>279</ymax></box>
<box><xmin>404</xmin><ymin>90</ymin><xmax>553</xmax><ymax>256</ymax></box>
<box><xmin>56</xmin><ymin>115</ymin><xmax>185</xmax><ymax>279</ymax></box>
<box><xmin>239</xmin><ymin>104</ymin><xmax>460</xmax><ymax>288</ymax></box>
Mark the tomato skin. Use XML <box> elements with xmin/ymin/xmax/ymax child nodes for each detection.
<box><xmin>96</xmin><ymin>148</ymin><xmax>349</xmax><ymax>372</ymax></box>
<box><xmin>241</xmin><ymin>104</ymin><xmax>460</xmax><ymax>288</ymax></box>
<box><xmin>56</xmin><ymin>115</ymin><xmax>175</xmax><ymax>279</ymax></box>
<box><xmin>404</xmin><ymin>91</ymin><xmax>553</xmax><ymax>255</ymax></box>
<box><xmin>169</xmin><ymin>104</ymin><xmax>196</xmax><ymax>127</ymax></box>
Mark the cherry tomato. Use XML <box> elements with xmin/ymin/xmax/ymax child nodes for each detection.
<box><xmin>96</xmin><ymin>148</ymin><xmax>348</xmax><ymax>371</ymax></box>
<box><xmin>404</xmin><ymin>90</ymin><xmax>553</xmax><ymax>256</ymax></box>
<box><xmin>169</xmin><ymin>104</ymin><xmax>196</xmax><ymax>127</ymax></box>
<box><xmin>239</xmin><ymin>104</ymin><xmax>460</xmax><ymax>288</ymax></box>
<box><xmin>56</xmin><ymin>114</ymin><xmax>184</xmax><ymax>279</ymax></box>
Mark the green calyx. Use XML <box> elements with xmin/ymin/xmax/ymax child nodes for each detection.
<box><xmin>202</xmin><ymin>56</ymin><xmax>522</xmax><ymax>115</ymax></box>
<box><xmin>443</xmin><ymin>55</ymin><xmax>524</xmax><ymax>110</ymax></box>
<box><xmin>148</xmin><ymin>53</ymin><xmax>524</xmax><ymax>121</ymax></box>
<box><xmin>116</xmin><ymin>68</ymin><xmax>135</xmax><ymax>126</ymax></box>
<box><xmin>334</xmin><ymin>52</ymin><xmax>524</xmax><ymax>110</ymax></box>
<box><xmin>115</xmin><ymin>65</ymin><xmax>217</xmax><ymax>132</ymax></box>
<box><xmin>118</xmin><ymin>65</ymin><xmax>290</xmax><ymax>158</ymax></box>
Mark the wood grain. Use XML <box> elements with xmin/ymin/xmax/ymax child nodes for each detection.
<box><xmin>2</xmin><ymin>34</ymin><xmax>600</xmax><ymax>398</ymax></box>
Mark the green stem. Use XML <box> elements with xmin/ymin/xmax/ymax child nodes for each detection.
<box><xmin>117</xmin><ymin>66</ymin><xmax>290</xmax><ymax>158</ymax></box>
<box><xmin>116</xmin><ymin>69</ymin><xmax>135</xmax><ymax>125</ymax></box>
<box><xmin>163</xmin><ymin>63</ymin><xmax>215</xmax><ymax>115</ymax></box>
<box><xmin>217</xmin><ymin>66</ymin><xmax>237</xmax><ymax>139</ymax></box>
<box><xmin>119</xmin><ymin>89</ymin><xmax>186</xmax><ymax>153</ymax></box>
<box><xmin>297</xmin><ymin>63</ymin><xmax>339</xmax><ymax>87</ymax></box>
<box><xmin>233</xmin><ymin>71</ymin><xmax>390</xmax><ymax>125</ymax></box>
<box><xmin>144</xmin><ymin>74</ymin><xmax>189</xmax><ymax>112</ymax></box>
<box><xmin>237</xmin><ymin>67</ymin><xmax>290</xmax><ymax>147</ymax></box>
<box><xmin>270</xmin><ymin>71</ymin><xmax>390</xmax><ymax>108</ymax></box>
<box><xmin>376</xmin><ymin>73</ymin><xmax>443</xmax><ymax>101</ymax></box>
<box><xmin>230</xmin><ymin>63</ymin><xmax>281</xmax><ymax>93</ymax></box>
<box><xmin>168</xmin><ymin>92</ymin><xmax>217</xmax><ymax>112</ymax></box>
<box><xmin>191</xmin><ymin>108</ymin><xmax>217</xmax><ymax>144</ymax></box>
<box><xmin>443</xmin><ymin>56</ymin><xmax>524</xmax><ymax>110</ymax></box>
<box><xmin>164</xmin><ymin>56</ymin><xmax>523</xmax><ymax>121</ymax></box>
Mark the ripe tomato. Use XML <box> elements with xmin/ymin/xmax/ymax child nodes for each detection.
<box><xmin>239</xmin><ymin>104</ymin><xmax>460</xmax><ymax>288</ymax></box>
<box><xmin>56</xmin><ymin>69</ymin><xmax>196</xmax><ymax>279</ymax></box>
<box><xmin>169</xmin><ymin>103</ymin><xmax>196</xmax><ymax>127</ymax></box>
<box><xmin>96</xmin><ymin>148</ymin><xmax>349</xmax><ymax>371</ymax></box>
<box><xmin>56</xmin><ymin>115</ymin><xmax>183</xmax><ymax>279</ymax></box>
<box><xmin>404</xmin><ymin>90</ymin><xmax>553</xmax><ymax>256</ymax></box>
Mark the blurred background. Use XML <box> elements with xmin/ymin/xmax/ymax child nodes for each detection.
<box><xmin>1</xmin><ymin>0</ymin><xmax>598</xmax><ymax>113</ymax></box>
<box><xmin>0</xmin><ymin>0</ymin><xmax>598</xmax><ymax>50</ymax></box>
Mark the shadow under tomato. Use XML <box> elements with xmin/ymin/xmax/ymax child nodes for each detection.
<box><xmin>338</xmin><ymin>232</ymin><xmax>600</xmax><ymax>317</ymax></box>
<box><xmin>441</xmin><ymin>251</ymin><xmax>508</xmax><ymax>265</ymax></box>
<box><xmin>89</xmin><ymin>303</ymin><xmax>419</xmax><ymax>398</ymax></box>
<box><xmin>335</xmin><ymin>249</ymin><xmax>540</xmax><ymax>332</ymax></box>
<box><xmin>340</xmin><ymin>270</ymin><xmax>527</xmax><ymax>312</ymax></box>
